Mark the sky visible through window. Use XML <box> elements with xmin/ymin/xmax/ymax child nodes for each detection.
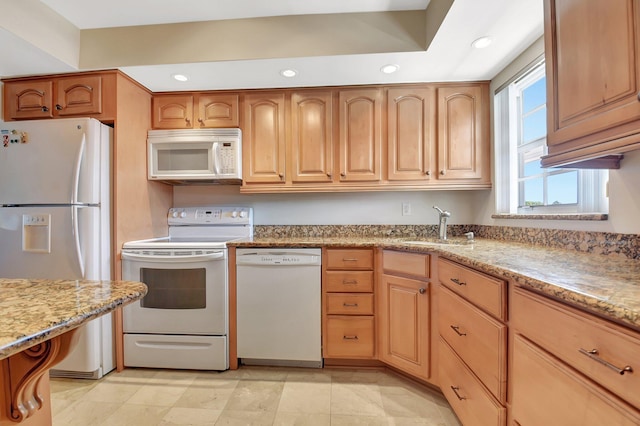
<box><xmin>520</xmin><ymin>76</ymin><xmax>577</xmax><ymax>206</ymax></box>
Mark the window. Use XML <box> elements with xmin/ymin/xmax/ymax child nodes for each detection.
<box><xmin>494</xmin><ymin>59</ymin><xmax>608</xmax><ymax>215</ymax></box>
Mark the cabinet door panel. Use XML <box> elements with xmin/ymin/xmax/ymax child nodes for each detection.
<box><xmin>387</xmin><ymin>87</ymin><xmax>434</xmax><ymax>181</ymax></box>
<box><xmin>546</xmin><ymin>0</ymin><xmax>640</xmax><ymax>146</ymax></box>
<box><xmin>437</xmin><ymin>86</ymin><xmax>487</xmax><ymax>180</ymax></box>
<box><xmin>56</xmin><ymin>75</ymin><xmax>102</xmax><ymax>116</ymax></box>
<box><xmin>4</xmin><ymin>81</ymin><xmax>53</xmax><ymax>119</ymax></box>
<box><xmin>338</xmin><ymin>89</ymin><xmax>382</xmax><ymax>182</ymax></box>
<box><xmin>152</xmin><ymin>95</ymin><xmax>194</xmax><ymax>128</ymax></box>
<box><xmin>379</xmin><ymin>274</ymin><xmax>430</xmax><ymax>380</ymax></box>
<box><xmin>242</xmin><ymin>93</ymin><xmax>286</xmax><ymax>184</ymax></box>
<box><xmin>291</xmin><ymin>91</ymin><xmax>333</xmax><ymax>182</ymax></box>
<box><xmin>197</xmin><ymin>93</ymin><xmax>239</xmax><ymax>127</ymax></box>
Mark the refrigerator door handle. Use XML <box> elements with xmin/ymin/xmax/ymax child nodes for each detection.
<box><xmin>72</xmin><ymin>205</ymin><xmax>85</xmax><ymax>278</ymax></box>
<box><xmin>71</xmin><ymin>135</ymin><xmax>86</xmax><ymax>205</ymax></box>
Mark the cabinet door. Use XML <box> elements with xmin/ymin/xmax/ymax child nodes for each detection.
<box><xmin>378</xmin><ymin>273</ymin><xmax>430</xmax><ymax>380</ymax></box>
<box><xmin>4</xmin><ymin>80</ymin><xmax>53</xmax><ymax>119</ymax></box>
<box><xmin>387</xmin><ymin>87</ymin><xmax>435</xmax><ymax>181</ymax></box>
<box><xmin>338</xmin><ymin>89</ymin><xmax>382</xmax><ymax>182</ymax></box>
<box><xmin>196</xmin><ymin>93</ymin><xmax>239</xmax><ymax>127</ymax></box>
<box><xmin>545</xmin><ymin>0</ymin><xmax>640</xmax><ymax>147</ymax></box>
<box><xmin>437</xmin><ymin>85</ymin><xmax>488</xmax><ymax>180</ymax></box>
<box><xmin>512</xmin><ymin>334</ymin><xmax>640</xmax><ymax>425</ymax></box>
<box><xmin>56</xmin><ymin>75</ymin><xmax>103</xmax><ymax>116</ymax></box>
<box><xmin>290</xmin><ymin>91</ymin><xmax>333</xmax><ymax>183</ymax></box>
<box><xmin>152</xmin><ymin>95</ymin><xmax>194</xmax><ymax>128</ymax></box>
<box><xmin>242</xmin><ymin>92</ymin><xmax>286</xmax><ymax>184</ymax></box>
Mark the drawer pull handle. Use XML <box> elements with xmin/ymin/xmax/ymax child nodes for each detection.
<box><xmin>342</xmin><ymin>258</ymin><xmax>358</xmax><ymax>262</ymax></box>
<box><xmin>578</xmin><ymin>348</ymin><xmax>633</xmax><ymax>375</ymax></box>
<box><xmin>450</xmin><ymin>386</ymin><xmax>466</xmax><ymax>400</ymax></box>
<box><xmin>450</xmin><ymin>325</ymin><xmax>466</xmax><ymax>336</ymax></box>
<box><xmin>343</xmin><ymin>303</ymin><xmax>359</xmax><ymax>307</ymax></box>
<box><xmin>342</xmin><ymin>280</ymin><xmax>358</xmax><ymax>285</ymax></box>
<box><xmin>343</xmin><ymin>335</ymin><xmax>359</xmax><ymax>340</ymax></box>
<box><xmin>450</xmin><ymin>278</ymin><xmax>466</xmax><ymax>286</ymax></box>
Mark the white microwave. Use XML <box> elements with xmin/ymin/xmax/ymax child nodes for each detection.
<box><xmin>148</xmin><ymin>128</ymin><xmax>242</xmax><ymax>183</ymax></box>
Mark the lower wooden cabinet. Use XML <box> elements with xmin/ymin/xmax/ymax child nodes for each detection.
<box><xmin>378</xmin><ymin>250</ymin><xmax>431</xmax><ymax>381</ymax></box>
<box><xmin>439</xmin><ymin>338</ymin><xmax>506</xmax><ymax>426</ymax></box>
<box><xmin>323</xmin><ymin>248</ymin><xmax>376</xmax><ymax>360</ymax></box>
<box><xmin>511</xmin><ymin>334</ymin><xmax>640</xmax><ymax>425</ymax></box>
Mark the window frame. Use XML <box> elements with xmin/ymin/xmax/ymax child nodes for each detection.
<box><xmin>494</xmin><ymin>59</ymin><xmax>608</xmax><ymax>215</ymax></box>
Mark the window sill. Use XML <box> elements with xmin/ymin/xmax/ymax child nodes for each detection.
<box><xmin>491</xmin><ymin>213</ymin><xmax>608</xmax><ymax>221</ymax></box>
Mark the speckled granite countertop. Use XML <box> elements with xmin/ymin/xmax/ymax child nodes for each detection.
<box><xmin>230</xmin><ymin>237</ymin><xmax>640</xmax><ymax>330</ymax></box>
<box><xmin>0</xmin><ymin>279</ymin><xmax>147</xmax><ymax>360</ymax></box>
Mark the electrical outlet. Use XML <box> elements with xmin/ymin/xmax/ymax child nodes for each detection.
<box><xmin>402</xmin><ymin>202</ymin><xmax>412</xmax><ymax>216</ymax></box>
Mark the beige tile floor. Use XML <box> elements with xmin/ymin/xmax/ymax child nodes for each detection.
<box><xmin>51</xmin><ymin>366</ymin><xmax>462</xmax><ymax>426</ymax></box>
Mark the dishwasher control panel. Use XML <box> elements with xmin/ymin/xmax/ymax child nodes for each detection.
<box><xmin>236</xmin><ymin>249</ymin><xmax>321</xmax><ymax>266</ymax></box>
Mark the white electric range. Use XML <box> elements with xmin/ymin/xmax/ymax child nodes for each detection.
<box><xmin>121</xmin><ymin>206</ymin><xmax>252</xmax><ymax>371</ymax></box>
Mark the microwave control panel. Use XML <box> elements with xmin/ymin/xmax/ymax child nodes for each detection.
<box><xmin>217</xmin><ymin>141</ymin><xmax>238</xmax><ymax>174</ymax></box>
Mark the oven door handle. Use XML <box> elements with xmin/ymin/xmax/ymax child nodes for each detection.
<box><xmin>121</xmin><ymin>252</ymin><xmax>225</xmax><ymax>263</ymax></box>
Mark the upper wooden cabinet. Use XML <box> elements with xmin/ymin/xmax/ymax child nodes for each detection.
<box><xmin>436</xmin><ymin>85</ymin><xmax>490</xmax><ymax>182</ymax></box>
<box><xmin>4</xmin><ymin>73</ymin><xmax>112</xmax><ymax>121</ymax></box>
<box><xmin>338</xmin><ymin>88</ymin><xmax>383</xmax><ymax>182</ymax></box>
<box><xmin>542</xmin><ymin>0</ymin><xmax>640</xmax><ymax>167</ymax></box>
<box><xmin>290</xmin><ymin>91</ymin><xmax>334</xmax><ymax>183</ymax></box>
<box><xmin>242</xmin><ymin>92</ymin><xmax>286</xmax><ymax>184</ymax></box>
<box><xmin>387</xmin><ymin>87</ymin><xmax>435</xmax><ymax>181</ymax></box>
<box><xmin>152</xmin><ymin>93</ymin><xmax>239</xmax><ymax>128</ymax></box>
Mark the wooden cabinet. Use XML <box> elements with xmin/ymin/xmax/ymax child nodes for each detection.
<box><xmin>152</xmin><ymin>93</ymin><xmax>239</xmax><ymax>128</ymax></box>
<box><xmin>378</xmin><ymin>250</ymin><xmax>431</xmax><ymax>380</ymax></box>
<box><xmin>242</xmin><ymin>92</ymin><xmax>287</xmax><ymax>184</ymax></box>
<box><xmin>542</xmin><ymin>0</ymin><xmax>640</xmax><ymax>167</ymax></box>
<box><xmin>4</xmin><ymin>73</ymin><xmax>111</xmax><ymax>121</ymax></box>
<box><xmin>387</xmin><ymin>87</ymin><xmax>435</xmax><ymax>181</ymax></box>
<box><xmin>512</xmin><ymin>288</ymin><xmax>640</xmax><ymax>414</ymax></box>
<box><xmin>338</xmin><ymin>88</ymin><xmax>383</xmax><ymax>182</ymax></box>
<box><xmin>290</xmin><ymin>91</ymin><xmax>334</xmax><ymax>183</ymax></box>
<box><xmin>322</xmin><ymin>248</ymin><xmax>375</xmax><ymax>359</ymax></box>
<box><xmin>437</xmin><ymin>259</ymin><xmax>507</xmax><ymax>424</ymax></box>
<box><xmin>436</xmin><ymin>84</ymin><xmax>490</xmax><ymax>182</ymax></box>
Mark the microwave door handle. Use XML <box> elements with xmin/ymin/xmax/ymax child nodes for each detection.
<box><xmin>213</xmin><ymin>142</ymin><xmax>221</xmax><ymax>175</ymax></box>
<box><xmin>121</xmin><ymin>252</ymin><xmax>225</xmax><ymax>263</ymax></box>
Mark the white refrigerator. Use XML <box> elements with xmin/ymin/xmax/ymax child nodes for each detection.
<box><xmin>0</xmin><ymin>117</ymin><xmax>114</xmax><ymax>379</ymax></box>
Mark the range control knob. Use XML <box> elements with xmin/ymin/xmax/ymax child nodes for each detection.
<box><xmin>171</xmin><ymin>211</ymin><xmax>179</xmax><ymax>218</ymax></box>
<box><xmin>179</xmin><ymin>211</ymin><xmax>187</xmax><ymax>218</ymax></box>
<box><xmin>239</xmin><ymin>211</ymin><xmax>248</xmax><ymax>218</ymax></box>
<box><xmin>231</xmin><ymin>210</ymin><xmax>239</xmax><ymax>218</ymax></box>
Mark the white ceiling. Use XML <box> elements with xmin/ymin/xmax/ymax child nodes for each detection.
<box><xmin>2</xmin><ymin>0</ymin><xmax>544</xmax><ymax>92</ymax></box>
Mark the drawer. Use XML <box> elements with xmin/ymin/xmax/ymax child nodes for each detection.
<box><xmin>512</xmin><ymin>287</ymin><xmax>640</xmax><ymax>409</ymax></box>
<box><xmin>439</xmin><ymin>286</ymin><xmax>507</xmax><ymax>403</ymax></box>
<box><xmin>438</xmin><ymin>258</ymin><xmax>506</xmax><ymax>320</ymax></box>
<box><xmin>439</xmin><ymin>338</ymin><xmax>506</xmax><ymax>426</ymax></box>
<box><xmin>512</xmin><ymin>334</ymin><xmax>640</xmax><ymax>425</ymax></box>
<box><xmin>326</xmin><ymin>294</ymin><xmax>374</xmax><ymax>315</ymax></box>
<box><xmin>325</xmin><ymin>249</ymin><xmax>373</xmax><ymax>270</ymax></box>
<box><xmin>325</xmin><ymin>271</ymin><xmax>374</xmax><ymax>292</ymax></box>
<box><xmin>324</xmin><ymin>316</ymin><xmax>374</xmax><ymax>358</ymax></box>
<box><xmin>382</xmin><ymin>250</ymin><xmax>430</xmax><ymax>279</ymax></box>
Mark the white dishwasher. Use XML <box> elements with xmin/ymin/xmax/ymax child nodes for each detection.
<box><xmin>236</xmin><ymin>248</ymin><xmax>322</xmax><ymax>368</ymax></box>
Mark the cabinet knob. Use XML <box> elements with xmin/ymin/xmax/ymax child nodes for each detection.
<box><xmin>41</xmin><ymin>106</ymin><xmax>49</xmax><ymax>112</ymax></box>
<box><xmin>340</xmin><ymin>172</ymin><xmax>346</xmax><ymax>178</ymax></box>
<box><xmin>425</xmin><ymin>170</ymin><xmax>431</xmax><ymax>176</ymax></box>
<box><xmin>419</xmin><ymin>287</ymin><xmax>426</xmax><ymax>294</ymax></box>
<box><xmin>326</xmin><ymin>173</ymin><xmax>332</xmax><ymax>178</ymax></box>
<box><xmin>278</xmin><ymin>173</ymin><xmax>284</xmax><ymax>180</ymax></box>
<box><xmin>55</xmin><ymin>104</ymin><xmax>63</xmax><ymax>111</ymax></box>
<box><xmin>440</xmin><ymin>170</ymin><xmax>446</xmax><ymax>176</ymax></box>
<box><xmin>198</xmin><ymin>118</ymin><xmax>204</xmax><ymax>124</ymax></box>
<box><xmin>637</xmin><ymin>91</ymin><xmax>640</xmax><ymax>101</ymax></box>
<box><xmin>185</xmin><ymin>118</ymin><xmax>191</xmax><ymax>125</ymax></box>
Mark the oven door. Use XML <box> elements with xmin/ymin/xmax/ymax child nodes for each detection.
<box><xmin>121</xmin><ymin>250</ymin><xmax>227</xmax><ymax>335</ymax></box>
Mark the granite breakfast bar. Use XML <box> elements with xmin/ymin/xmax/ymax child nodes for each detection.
<box><xmin>0</xmin><ymin>278</ymin><xmax>147</xmax><ymax>426</ymax></box>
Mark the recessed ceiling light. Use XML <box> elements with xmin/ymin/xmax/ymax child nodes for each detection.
<box><xmin>280</xmin><ymin>69</ymin><xmax>297</xmax><ymax>78</ymax></box>
<box><xmin>471</xmin><ymin>36</ymin><xmax>492</xmax><ymax>49</ymax></box>
<box><xmin>172</xmin><ymin>74</ymin><xmax>189</xmax><ymax>82</ymax></box>
<box><xmin>381</xmin><ymin>64</ymin><xmax>400</xmax><ymax>74</ymax></box>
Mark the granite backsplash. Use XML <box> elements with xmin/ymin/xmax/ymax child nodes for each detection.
<box><xmin>253</xmin><ymin>225</ymin><xmax>640</xmax><ymax>260</ymax></box>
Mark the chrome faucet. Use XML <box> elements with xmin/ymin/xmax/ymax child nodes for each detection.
<box><xmin>433</xmin><ymin>206</ymin><xmax>451</xmax><ymax>240</ymax></box>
